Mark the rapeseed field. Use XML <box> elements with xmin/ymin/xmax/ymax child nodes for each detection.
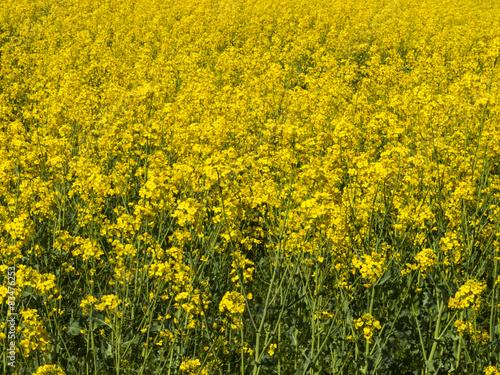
<box><xmin>1</xmin><ymin>0</ymin><xmax>500</xmax><ymax>373</ymax></box>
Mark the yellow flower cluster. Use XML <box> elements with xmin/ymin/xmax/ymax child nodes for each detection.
<box><xmin>219</xmin><ymin>291</ymin><xmax>246</xmax><ymax>329</ymax></box>
<box><xmin>403</xmin><ymin>248</ymin><xmax>438</xmax><ymax>278</ymax></box>
<box><xmin>484</xmin><ymin>366</ymin><xmax>500</xmax><ymax>375</ymax></box>
<box><xmin>219</xmin><ymin>291</ymin><xmax>245</xmax><ymax>315</ymax></box>
<box><xmin>0</xmin><ymin>241</ymin><xmax>23</xmax><ymax>264</ymax></box>
<box><xmin>352</xmin><ymin>252</ymin><xmax>386</xmax><ymax>287</ymax></box>
<box><xmin>0</xmin><ymin>323</ymin><xmax>6</xmax><ymax>342</ymax></box>
<box><xmin>414</xmin><ymin>248</ymin><xmax>437</xmax><ymax>273</ymax></box>
<box><xmin>72</xmin><ymin>237</ymin><xmax>105</xmax><ymax>262</ymax></box>
<box><xmin>171</xmin><ymin>198</ymin><xmax>203</xmax><ymax>228</ymax></box>
<box><xmin>4</xmin><ymin>213</ymin><xmax>35</xmax><ymax>245</ymax></box>
<box><xmin>174</xmin><ymin>288</ymin><xmax>206</xmax><ymax>316</ymax></box>
<box><xmin>1</xmin><ymin>0</ymin><xmax>500</xmax><ymax>371</ymax></box>
<box><xmin>79</xmin><ymin>295</ymin><xmax>99</xmax><ymax>316</ymax></box>
<box><xmin>95</xmin><ymin>294</ymin><xmax>122</xmax><ymax>312</ymax></box>
<box><xmin>19</xmin><ymin>309</ymin><xmax>51</xmax><ymax>357</ymax></box>
<box><xmin>455</xmin><ymin>319</ymin><xmax>489</xmax><ymax>345</ymax></box>
<box><xmin>448</xmin><ymin>279</ymin><xmax>487</xmax><ymax>311</ymax></box>
<box><xmin>32</xmin><ymin>364</ymin><xmax>66</xmax><ymax>375</ymax></box>
<box><xmin>179</xmin><ymin>358</ymin><xmax>208</xmax><ymax>375</ymax></box>
<box><xmin>354</xmin><ymin>313</ymin><xmax>382</xmax><ymax>343</ymax></box>
<box><xmin>80</xmin><ymin>294</ymin><xmax>121</xmax><ymax>316</ymax></box>
<box><xmin>0</xmin><ymin>285</ymin><xmax>11</xmax><ymax>305</ymax></box>
<box><xmin>229</xmin><ymin>251</ymin><xmax>255</xmax><ymax>285</ymax></box>
<box><xmin>0</xmin><ymin>265</ymin><xmax>58</xmax><ymax>300</ymax></box>
<box><xmin>439</xmin><ymin>231</ymin><xmax>463</xmax><ymax>266</ymax></box>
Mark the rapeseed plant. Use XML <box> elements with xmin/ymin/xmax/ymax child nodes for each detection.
<box><xmin>0</xmin><ymin>0</ymin><xmax>500</xmax><ymax>373</ymax></box>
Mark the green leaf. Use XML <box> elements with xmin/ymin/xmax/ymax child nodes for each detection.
<box><xmin>376</xmin><ymin>270</ymin><xmax>392</xmax><ymax>286</ymax></box>
<box><xmin>67</xmin><ymin>318</ymin><xmax>81</xmax><ymax>336</ymax></box>
<box><xmin>425</xmin><ymin>360</ymin><xmax>435</xmax><ymax>372</ymax></box>
<box><xmin>294</xmin><ymin>349</ymin><xmax>312</xmax><ymax>375</ymax></box>
<box><xmin>294</xmin><ymin>355</ymin><xmax>312</xmax><ymax>375</ymax></box>
<box><xmin>104</xmin><ymin>343</ymin><xmax>113</xmax><ymax>358</ymax></box>
<box><xmin>93</xmin><ymin>317</ymin><xmax>112</xmax><ymax>328</ymax></box>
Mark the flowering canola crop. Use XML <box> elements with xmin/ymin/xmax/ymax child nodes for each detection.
<box><xmin>1</xmin><ymin>0</ymin><xmax>500</xmax><ymax>373</ymax></box>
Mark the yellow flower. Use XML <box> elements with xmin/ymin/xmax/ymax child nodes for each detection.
<box><xmin>448</xmin><ymin>280</ymin><xmax>487</xmax><ymax>310</ymax></box>
<box><xmin>219</xmin><ymin>291</ymin><xmax>245</xmax><ymax>315</ymax></box>
<box><xmin>179</xmin><ymin>358</ymin><xmax>207</xmax><ymax>375</ymax></box>
<box><xmin>94</xmin><ymin>295</ymin><xmax>122</xmax><ymax>312</ymax></box>
<box><xmin>352</xmin><ymin>252</ymin><xmax>386</xmax><ymax>287</ymax></box>
<box><xmin>33</xmin><ymin>364</ymin><xmax>66</xmax><ymax>375</ymax></box>
<box><xmin>414</xmin><ymin>248</ymin><xmax>437</xmax><ymax>277</ymax></box>
<box><xmin>455</xmin><ymin>319</ymin><xmax>490</xmax><ymax>345</ymax></box>
<box><xmin>484</xmin><ymin>366</ymin><xmax>500</xmax><ymax>375</ymax></box>
<box><xmin>19</xmin><ymin>309</ymin><xmax>51</xmax><ymax>356</ymax></box>
<box><xmin>353</xmin><ymin>313</ymin><xmax>382</xmax><ymax>342</ymax></box>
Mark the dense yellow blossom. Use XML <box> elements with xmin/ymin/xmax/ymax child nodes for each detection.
<box><xmin>80</xmin><ymin>295</ymin><xmax>99</xmax><ymax>316</ymax></box>
<box><xmin>484</xmin><ymin>366</ymin><xmax>500</xmax><ymax>375</ymax></box>
<box><xmin>19</xmin><ymin>309</ymin><xmax>51</xmax><ymax>357</ymax></box>
<box><xmin>414</xmin><ymin>248</ymin><xmax>437</xmax><ymax>273</ymax></box>
<box><xmin>94</xmin><ymin>294</ymin><xmax>122</xmax><ymax>312</ymax></box>
<box><xmin>179</xmin><ymin>358</ymin><xmax>208</xmax><ymax>375</ymax></box>
<box><xmin>352</xmin><ymin>252</ymin><xmax>386</xmax><ymax>287</ymax></box>
<box><xmin>455</xmin><ymin>319</ymin><xmax>490</xmax><ymax>345</ymax></box>
<box><xmin>219</xmin><ymin>291</ymin><xmax>246</xmax><ymax>329</ymax></box>
<box><xmin>1</xmin><ymin>0</ymin><xmax>500</xmax><ymax>372</ymax></box>
<box><xmin>448</xmin><ymin>279</ymin><xmax>487</xmax><ymax>311</ymax></box>
<box><xmin>354</xmin><ymin>313</ymin><xmax>382</xmax><ymax>343</ymax></box>
<box><xmin>32</xmin><ymin>364</ymin><xmax>66</xmax><ymax>375</ymax></box>
<box><xmin>219</xmin><ymin>291</ymin><xmax>245</xmax><ymax>315</ymax></box>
